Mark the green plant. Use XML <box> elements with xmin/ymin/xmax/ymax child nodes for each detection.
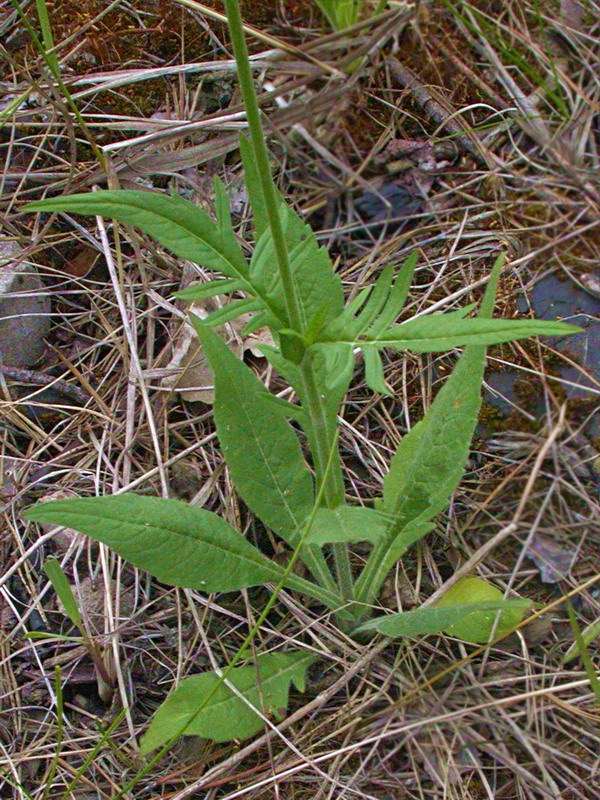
<box><xmin>23</xmin><ymin>0</ymin><xmax>578</xmax><ymax>761</ymax></box>
<box><xmin>27</xmin><ymin>558</ymin><xmax>115</xmax><ymax>702</ymax></box>
<box><xmin>312</xmin><ymin>0</ymin><xmax>387</xmax><ymax>31</ymax></box>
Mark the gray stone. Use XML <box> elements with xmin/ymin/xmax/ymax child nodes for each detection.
<box><xmin>482</xmin><ymin>273</ymin><xmax>600</xmax><ymax>441</ymax></box>
<box><xmin>518</xmin><ymin>273</ymin><xmax>600</xmax><ymax>397</ymax></box>
<box><xmin>0</xmin><ymin>241</ymin><xmax>51</xmax><ymax>367</ymax></box>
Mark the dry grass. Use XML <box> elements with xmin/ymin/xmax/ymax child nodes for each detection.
<box><xmin>1</xmin><ymin>0</ymin><xmax>599</xmax><ymax>798</ymax></box>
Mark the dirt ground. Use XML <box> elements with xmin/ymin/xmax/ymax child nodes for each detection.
<box><xmin>1</xmin><ymin>1</ymin><xmax>599</xmax><ymax>798</ymax></box>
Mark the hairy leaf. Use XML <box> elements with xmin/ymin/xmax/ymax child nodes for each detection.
<box><xmin>25</xmin><ymin>190</ymin><xmax>250</xmax><ymax>281</ymax></box>
<box><xmin>141</xmin><ymin>651</ymin><xmax>315</xmax><ymax>752</ymax></box>
<box><xmin>356</xmin><ymin>600</ymin><xmax>531</xmax><ymax>639</ymax></box>
<box><xmin>25</xmin><ymin>495</ymin><xmax>284</xmax><ymax>592</ymax></box>
<box><xmin>250</xmin><ymin>206</ymin><xmax>344</xmax><ymax>332</ymax></box>
<box><xmin>191</xmin><ymin>317</ymin><xmax>314</xmax><ymax>546</ymax></box>
<box><xmin>239</xmin><ymin>134</ymin><xmax>269</xmax><ymax>241</ymax></box>
<box><xmin>306</xmin><ymin>506</ymin><xmax>389</xmax><ymax>546</ymax></box>
<box><xmin>326</xmin><ymin>315</ymin><xmax>579</xmax><ymax>352</ymax></box>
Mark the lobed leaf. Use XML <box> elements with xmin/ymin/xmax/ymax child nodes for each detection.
<box><xmin>346</xmin><ymin>264</ymin><xmax>394</xmax><ymax>338</ymax></box>
<box><xmin>325</xmin><ymin>315</ymin><xmax>580</xmax><ymax>352</ymax></box>
<box><xmin>141</xmin><ymin>651</ymin><xmax>315</xmax><ymax>752</ymax></box>
<box><xmin>250</xmin><ymin>205</ymin><xmax>344</xmax><ymax>332</ymax></box>
<box><xmin>366</xmin><ymin>251</ymin><xmax>418</xmax><ymax>337</ymax></box>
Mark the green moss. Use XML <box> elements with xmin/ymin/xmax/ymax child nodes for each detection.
<box><xmin>478</xmin><ymin>401</ymin><xmax>505</xmax><ymax>432</ymax></box>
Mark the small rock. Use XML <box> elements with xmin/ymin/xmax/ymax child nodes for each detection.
<box><xmin>528</xmin><ymin>532</ymin><xmax>577</xmax><ymax>583</ymax></box>
<box><xmin>578</xmin><ymin>272</ymin><xmax>600</xmax><ymax>299</ymax></box>
<box><xmin>0</xmin><ymin>241</ymin><xmax>51</xmax><ymax>367</ymax></box>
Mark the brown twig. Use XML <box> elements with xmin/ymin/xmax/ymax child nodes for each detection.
<box><xmin>0</xmin><ymin>365</ymin><xmax>91</xmax><ymax>406</ymax></box>
<box><xmin>389</xmin><ymin>56</ymin><xmax>492</xmax><ymax>167</ymax></box>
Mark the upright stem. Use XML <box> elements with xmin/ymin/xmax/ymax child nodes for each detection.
<box><xmin>223</xmin><ymin>0</ymin><xmax>354</xmax><ymax>604</ymax></box>
<box><xmin>223</xmin><ymin>0</ymin><xmax>302</xmax><ymax>332</ymax></box>
<box><xmin>299</xmin><ymin>362</ymin><xmax>354</xmax><ymax>601</ymax></box>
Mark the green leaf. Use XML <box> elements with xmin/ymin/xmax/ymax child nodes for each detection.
<box><xmin>381</xmin><ymin>257</ymin><xmax>509</xmax><ymax>534</ymax></box>
<box><xmin>356</xmin><ymin>599</ymin><xmax>531</xmax><ymax>640</ymax></box>
<box><xmin>261</xmin><ymin>342</ymin><xmax>354</xmax><ymax>451</ymax></box>
<box><xmin>141</xmin><ymin>651</ymin><xmax>315</xmax><ymax>752</ymax></box>
<box><xmin>314</xmin><ymin>0</ymin><xmax>360</xmax><ymax>29</ymax></box>
<box><xmin>564</xmin><ymin>601</ymin><xmax>600</xmax><ymax>703</ymax></box>
<box><xmin>381</xmin><ymin>343</ymin><xmax>487</xmax><ymax>549</ymax></box>
<box><xmin>250</xmin><ymin>206</ymin><xmax>344</xmax><ymax>332</ymax></box>
<box><xmin>191</xmin><ymin>316</ymin><xmax>314</xmax><ymax>547</ymax></box>
<box><xmin>367</xmin><ymin>251</ymin><xmax>418</xmax><ymax>337</ymax></box>
<box><xmin>362</xmin><ymin>348</ymin><xmax>390</xmax><ymax>396</ymax></box>
<box><xmin>43</xmin><ymin>558</ymin><xmax>81</xmax><ymax>627</ymax></box>
<box><xmin>352</xmin><ymin>315</ymin><xmax>579</xmax><ymax>352</ymax></box>
<box><xmin>305</xmin><ymin>506</ymin><xmax>389</xmax><ymax>546</ymax></box>
<box><xmin>175</xmin><ymin>278</ymin><xmax>244</xmax><ymax>301</ymax></box>
<box><xmin>562</xmin><ymin>616</ymin><xmax>600</xmax><ymax>665</ymax></box>
<box><xmin>25</xmin><ymin>495</ymin><xmax>284</xmax><ymax>593</ymax></box>
<box><xmin>203</xmin><ymin>298</ymin><xmax>262</xmax><ymax>327</ymax></box>
<box><xmin>279</xmin><ymin>329</ymin><xmax>308</xmax><ymax>364</ymax></box>
<box><xmin>213</xmin><ymin>176</ymin><xmax>235</xmax><ymax>235</ymax></box>
<box><xmin>24</xmin><ymin>190</ymin><xmax>251</xmax><ymax>282</ymax></box>
<box><xmin>239</xmin><ymin>133</ymin><xmax>269</xmax><ymax>241</ymax></box>
<box><xmin>348</xmin><ymin>264</ymin><xmax>394</xmax><ymax>338</ymax></box>
<box><xmin>434</xmin><ymin>577</ymin><xmax>530</xmax><ymax>642</ymax></box>
<box><xmin>354</xmin><ymin>256</ymin><xmax>505</xmax><ymax>606</ymax></box>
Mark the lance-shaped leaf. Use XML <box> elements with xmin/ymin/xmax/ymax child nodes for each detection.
<box><xmin>354</xmin><ymin>257</ymin><xmax>504</xmax><ymax>604</ymax></box>
<box><xmin>191</xmin><ymin>317</ymin><xmax>314</xmax><ymax>545</ymax></box>
<box><xmin>24</xmin><ymin>190</ymin><xmax>288</xmax><ymax>329</ymax></box>
<box><xmin>362</xmin><ymin>348</ymin><xmax>390</xmax><ymax>395</ymax></box>
<box><xmin>356</xmin><ymin>599</ymin><xmax>531</xmax><ymax>640</ymax></box>
<box><xmin>176</xmin><ymin>277</ymin><xmax>244</xmax><ymax>301</ymax></box>
<box><xmin>239</xmin><ymin>133</ymin><xmax>269</xmax><ymax>242</ymax></box>
<box><xmin>43</xmin><ymin>558</ymin><xmax>82</xmax><ymax>628</ymax></box>
<box><xmin>25</xmin><ymin>495</ymin><xmax>285</xmax><ymax>592</ymax></box>
<box><xmin>24</xmin><ymin>495</ymin><xmax>343</xmax><ymax>609</ymax></box>
<box><xmin>141</xmin><ymin>651</ymin><xmax>315</xmax><ymax>753</ymax></box>
<box><xmin>25</xmin><ymin>190</ymin><xmax>250</xmax><ymax>281</ymax></box>
<box><xmin>305</xmin><ymin>506</ymin><xmax>389</xmax><ymax>546</ymax></box>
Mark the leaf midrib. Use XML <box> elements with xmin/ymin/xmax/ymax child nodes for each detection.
<box><xmin>31</xmin><ymin>508</ymin><xmax>279</xmax><ymax>577</ymax></box>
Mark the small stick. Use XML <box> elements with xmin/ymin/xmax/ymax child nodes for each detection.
<box><xmin>0</xmin><ymin>365</ymin><xmax>90</xmax><ymax>406</ymax></box>
<box><xmin>389</xmin><ymin>57</ymin><xmax>490</xmax><ymax>166</ymax></box>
